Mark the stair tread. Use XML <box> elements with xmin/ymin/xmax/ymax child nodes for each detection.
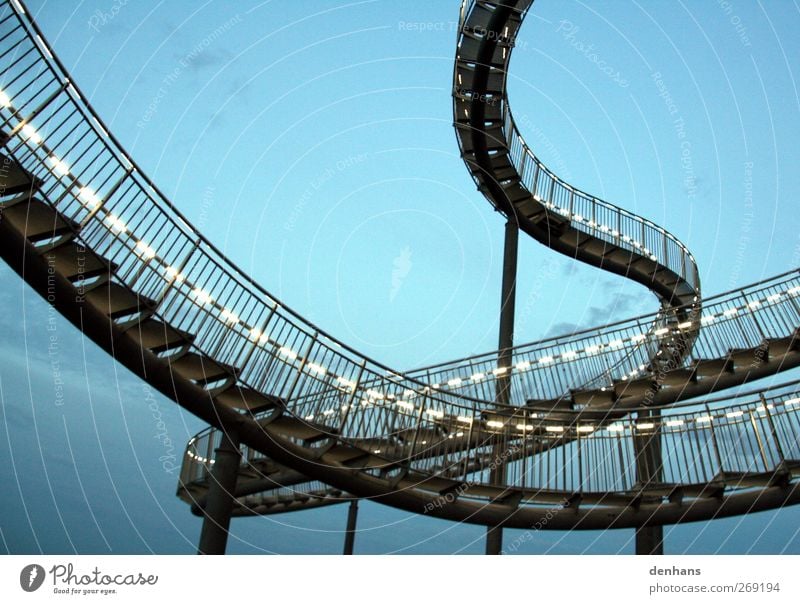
<box><xmin>84</xmin><ymin>281</ymin><xmax>154</xmax><ymax>318</ymax></box>
<box><xmin>167</xmin><ymin>351</ymin><xmax>238</xmax><ymax>383</ymax></box>
<box><xmin>0</xmin><ymin>197</ymin><xmax>76</xmax><ymax>242</ymax></box>
<box><xmin>123</xmin><ymin>317</ymin><xmax>194</xmax><ymax>353</ymax></box>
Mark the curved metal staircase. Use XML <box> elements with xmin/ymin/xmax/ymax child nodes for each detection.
<box><xmin>1</xmin><ymin>0</ymin><xmax>799</xmax><ymax>550</ymax></box>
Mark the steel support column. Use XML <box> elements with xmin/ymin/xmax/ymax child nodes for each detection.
<box><xmin>197</xmin><ymin>428</ymin><xmax>241</xmax><ymax>555</ymax></box>
<box><xmin>634</xmin><ymin>408</ymin><xmax>664</xmax><ymax>555</ymax></box>
<box><xmin>343</xmin><ymin>499</ymin><xmax>359</xmax><ymax>555</ymax></box>
<box><xmin>486</xmin><ymin>219</ymin><xmax>519</xmax><ymax>555</ymax></box>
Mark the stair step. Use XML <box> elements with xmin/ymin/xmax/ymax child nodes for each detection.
<box><xmin>659</xmin><ymin>367</ymin><xmax>697</xmax><ymax>386</ymax></box>
<box><xmin>41</xmin><ymin>239</ymin><xmax>116</xmax><ymax>281</ymax></box>
<box><xmin>571</xmin><ymin>388</ymin><xmax>616</xmax><ymax>407</ymax></box>
<box><xmin>614</xmin><ymin>378</ymin><xmax>658</xmax><ymax>399</ymax></box>
<box><xmin>728</xmin><ymin>344</ymin><xmax>769</xmax><ymax>367</ymax></box>
<box><xmin>717</xmin><ymin>470</ymin><xmax>788</xmax><ymax>488</ymax></box>
<box><xmin>0</xmin><ymin>152</ymin><xmax>41</xmax><ymax>195</ymax></box>
<box><xmin>693</xmin><ymin>357</ymin><xmax>734</xmax><ymax>378</ymax></box>
<box><xmin>121</xmin><ymin>317</ymin><xmax>194</xmax><ymax>353</ymax></box>
<box><xmin>84</xmin><ymin>280</ymin><xmax>154</xmax><ymax>319</ymax></box>
<box><xmin>167</xmin><ymin>352</ymin><xmax>238</xmax><ymax>384</ymax></box>
<box><xmin>0</xmin><ymin>197</ymin><xmax>76</xmax><ymax>242</ymax></box>
<box><xmin>211</xmin><ymin>385</ymin><xmax>282</xmax><ymax>413</ymax></box>
<box><xmin>766</xmin><ymin>329</ymin><xmax>800</xmax><ymax>358</ymax></box>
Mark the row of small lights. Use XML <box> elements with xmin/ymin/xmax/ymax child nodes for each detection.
<box><xmin>0</xmin><ymin>85</ymin><xmax>366</xmax><ymax>390</ymax></box>
<box><xmin>301</xmin><ymin>279</ymin><xmax>800</xmax><ymax>426</ymax></box>
<box><xmin>6</xmin><ymin>70</ymin><xmax>800</xmax><ymax>437</ymax></box>
<box><xmin>187</xmin><ymin>393</ymin><xmax>800</xmax><ymax>463</ymax></box>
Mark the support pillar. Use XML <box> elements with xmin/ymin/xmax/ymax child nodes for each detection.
<box><xmin>634</xmin><ymin>408</ymin><xmax>664</xmax><ymax>555</ymax></box>
<box><xmin>486</xmin><ymin>219</ymin><xmax>519</xmax><ymax>555</ymax></box>
<box><xmin>343</xmin><ymin>499</ymin><xmax>359</xmax><ymax>555</ymax></box>
<box><xmin>197</xmin><ymin>428</ymin><xmax>241</xmax><ymax>555</ymax></box>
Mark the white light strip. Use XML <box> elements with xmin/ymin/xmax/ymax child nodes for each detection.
<box><xmin>21</xmin><ymin>123</ymin><xmax>42</xmax><ymax>145</ymax></box>
<box><xmin>134</xmin><ymin>240</ymin><xmax>156</xmax><ymax>260</ymax></box>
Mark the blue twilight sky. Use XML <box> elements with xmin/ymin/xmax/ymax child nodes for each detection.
<box><xmin>2</xmin><ymin>0</ymin><xmax>800</xmax><ymax>554</ymax></box>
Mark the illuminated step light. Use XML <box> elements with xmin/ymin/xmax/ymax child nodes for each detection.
<box><xmin>307</xmin><ymin>363</ymin><xmax>326</xmax><ymax>376</ymax></box>
<box><xmin>366</xmin><ymin>389</ymin><xmax>383</xmax><ymax>400</ymax></box>
<box><xmin>134</xmin><ymin>240</ymin><xmax>156</xmax><ymax>260</ymax></box>
<box><xmin>249</xmin><ymin>328</ymin><xmax>269</xmax><ymax>344</ymax></box>
<box><xmin>456</xmin><ymin>431</ymin><xmax>464</xmax><ymax>437</ymax></box>
<box><xmin>191</xmin><ymin>287</ymin><xmax>214</xmax><ymax>307</ymax></box>
<box><xmin>517</xmin><ymin>423</ymin><xmax>533</xmax><ymax>431</ymax></box>
<box><xmin>456</xmin><ymin>415</ymin><xmax>473</xmax><ymax>425</ymax></box>
<box><xmin>373</xmin><ymin>449</ymin><xmax>381</xmax><ymax>454</ymax></box>
<box><xmin>748</xmin><ymin>300</ymin><xmax>761</xmax><ymax>309</ymax></box>
<box><xmin>666</xmin><ymin>419</ymin><xmax>684</xmax><ymax>427</ymax></box>
<box><xmin>426</xmin><ymin>409</ymin><xmax>444</xmax><ymax>419</ymax></box>
<box><xmin>561</xmin><ymin>350</ymin><xmax>577</xmax><ymax>359</ymax></box>
<box><xmin>487</xmin><ymin>420</ymin><xmax>505</xmax><ymax>429</ymax></box>
<box><xmin>277</xmin><ymin>346</ymin><xmax>297</xmax><ymax>360</ymax></box>
<box><xmin>337</xmin><ymin>376</ymin><xmax>356</xmax><ymax>388</ymax></box>
<box><xmin>0</xmin><ymin>89</ymin><xmax>11</xmax><ymax>107</ymax></box>
<box><xmin>219</xmin><ymin>308</ymin><xmax>239</xmax><ymax>325</ymax></box>
<box><xmin>516</xmin><ymin>360</ymin><xmax>531</xmax><ymax>370</ymax></box>
<box><xmin>654</xmin><ymin>328</ymin><xmax>669</xmax><ymax>336</ymax></box>
<box><xmin>630</xmin><ymin>334</ymin><xmax>646</xmax><ymax>343</ymax></box>
<box><xmin>105</xmin><ymin>214</ymin><xmax>127</xmax><ymax>234</ymax></box>
<box><xmin>583</xmin><ymin>345</ymin><xmax>600</xmax><ymax>355</ymax></box>
<box><xmin>164</xmin><ymin>265</ymin><xmax>185</xmax><ymax>284</ymax></box>
<box><xmin>723</xmin><ymin>308</ymin><xmax>738</xmax><ymax>317</ymax></box>
<box><xmin>787</xmin><ymin>286</ymin><xmax>800</xmax><ymax>296</ymax></box>
<box><xmin>538</xmin><ymin>356</ymin><xmax>554</xmax><ymax>364</ymax></box>
<box><xmin>493</xmin><ymin>366</ymin><xmax>508</xmax><ymax>375</ymax></box>
<box><xmin>695</xmin><ymin>415</ymin><xmax>713</xmax><ymax>423</ymax></box>
<box><xmin>767</xmin><ymin>293</ymin><xmax>782</xmax><ymax>303</ymax></box>
<box><xmin>784</xmin><ymin>397</ymin><xmax>800</xmax><ymax>406</ymax></box>
<box><xmin>678</xmin><ymin>321</ymin><xmax>693</xmax><ymax>329</ymax></box>
<box><xmin>573</xmin><ymin>214</ymin><xmax>583</xmax><ymax>222</ymax></box>
<box><xmin>447</xmin><ymin>377</ymin><xmax>462</xmax><ymax>387</ymax></box>
<box><xmin>576</xmin><ymin>425</ymin><xmax>594</xmax><ymax>433</ymax></box>
<box><xmin>471</xmin><ymin>372</ymin><xmax>485</xmax><ymax>382</ymax></box>
<box><xmin>322</xmin><ymin>409</ymin><xmax>335</xmax><ymax>416</ymax></box>
<box><xmin>545</xmin><ymin>426</ymin><xmax>564</xmax><ymax>433</ymax></box>
<box><xmin>396</xmin><ymin>400</ymin><xmax>414</xmax><ymax>410</ymax></box>
<box><xmin>610</xmin><ymin>230</ymin><xmax>620</xmax><ymax>237</ymax></box>
<box><xmin>636</xmin><ymin>422</ymin><xmax>655</xmax><ymax>430</ymax></box>
<box><xmin>608</xmin><ymin>339</ymin><xmax>623</xmax><ymax>349</ymax></box>
<box><xmin>20</xmin><ymin>123</ymin><xmax>42</xmax><ymax>145</ymax></box>
<box><xmin>606</xmin><ymin>424</ymin><xmax>625</xmax><ymax>432</ymax></box>
<box><xmin>78</xmin><ymin>186</ymin><xmax>101</xmax><ymax>209</ymax></box>
<box><xmin>47</xmin><ymin>154</ymin><xmax>70</xmax><ymax>177</ymax></box>
<box><xmin>701</xmin><ymin>315</ymin><xmax>716</xmax><ymax>324</ymax></box>
<box><xmin>726</xmin><ymin>410</ymin><xmax>744</xmax><ymax>418</ymax></box>
<box><xmin>599</xmin><ymin>225</ymin><xmax>609</xmax><ymax>232</ymax></box>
